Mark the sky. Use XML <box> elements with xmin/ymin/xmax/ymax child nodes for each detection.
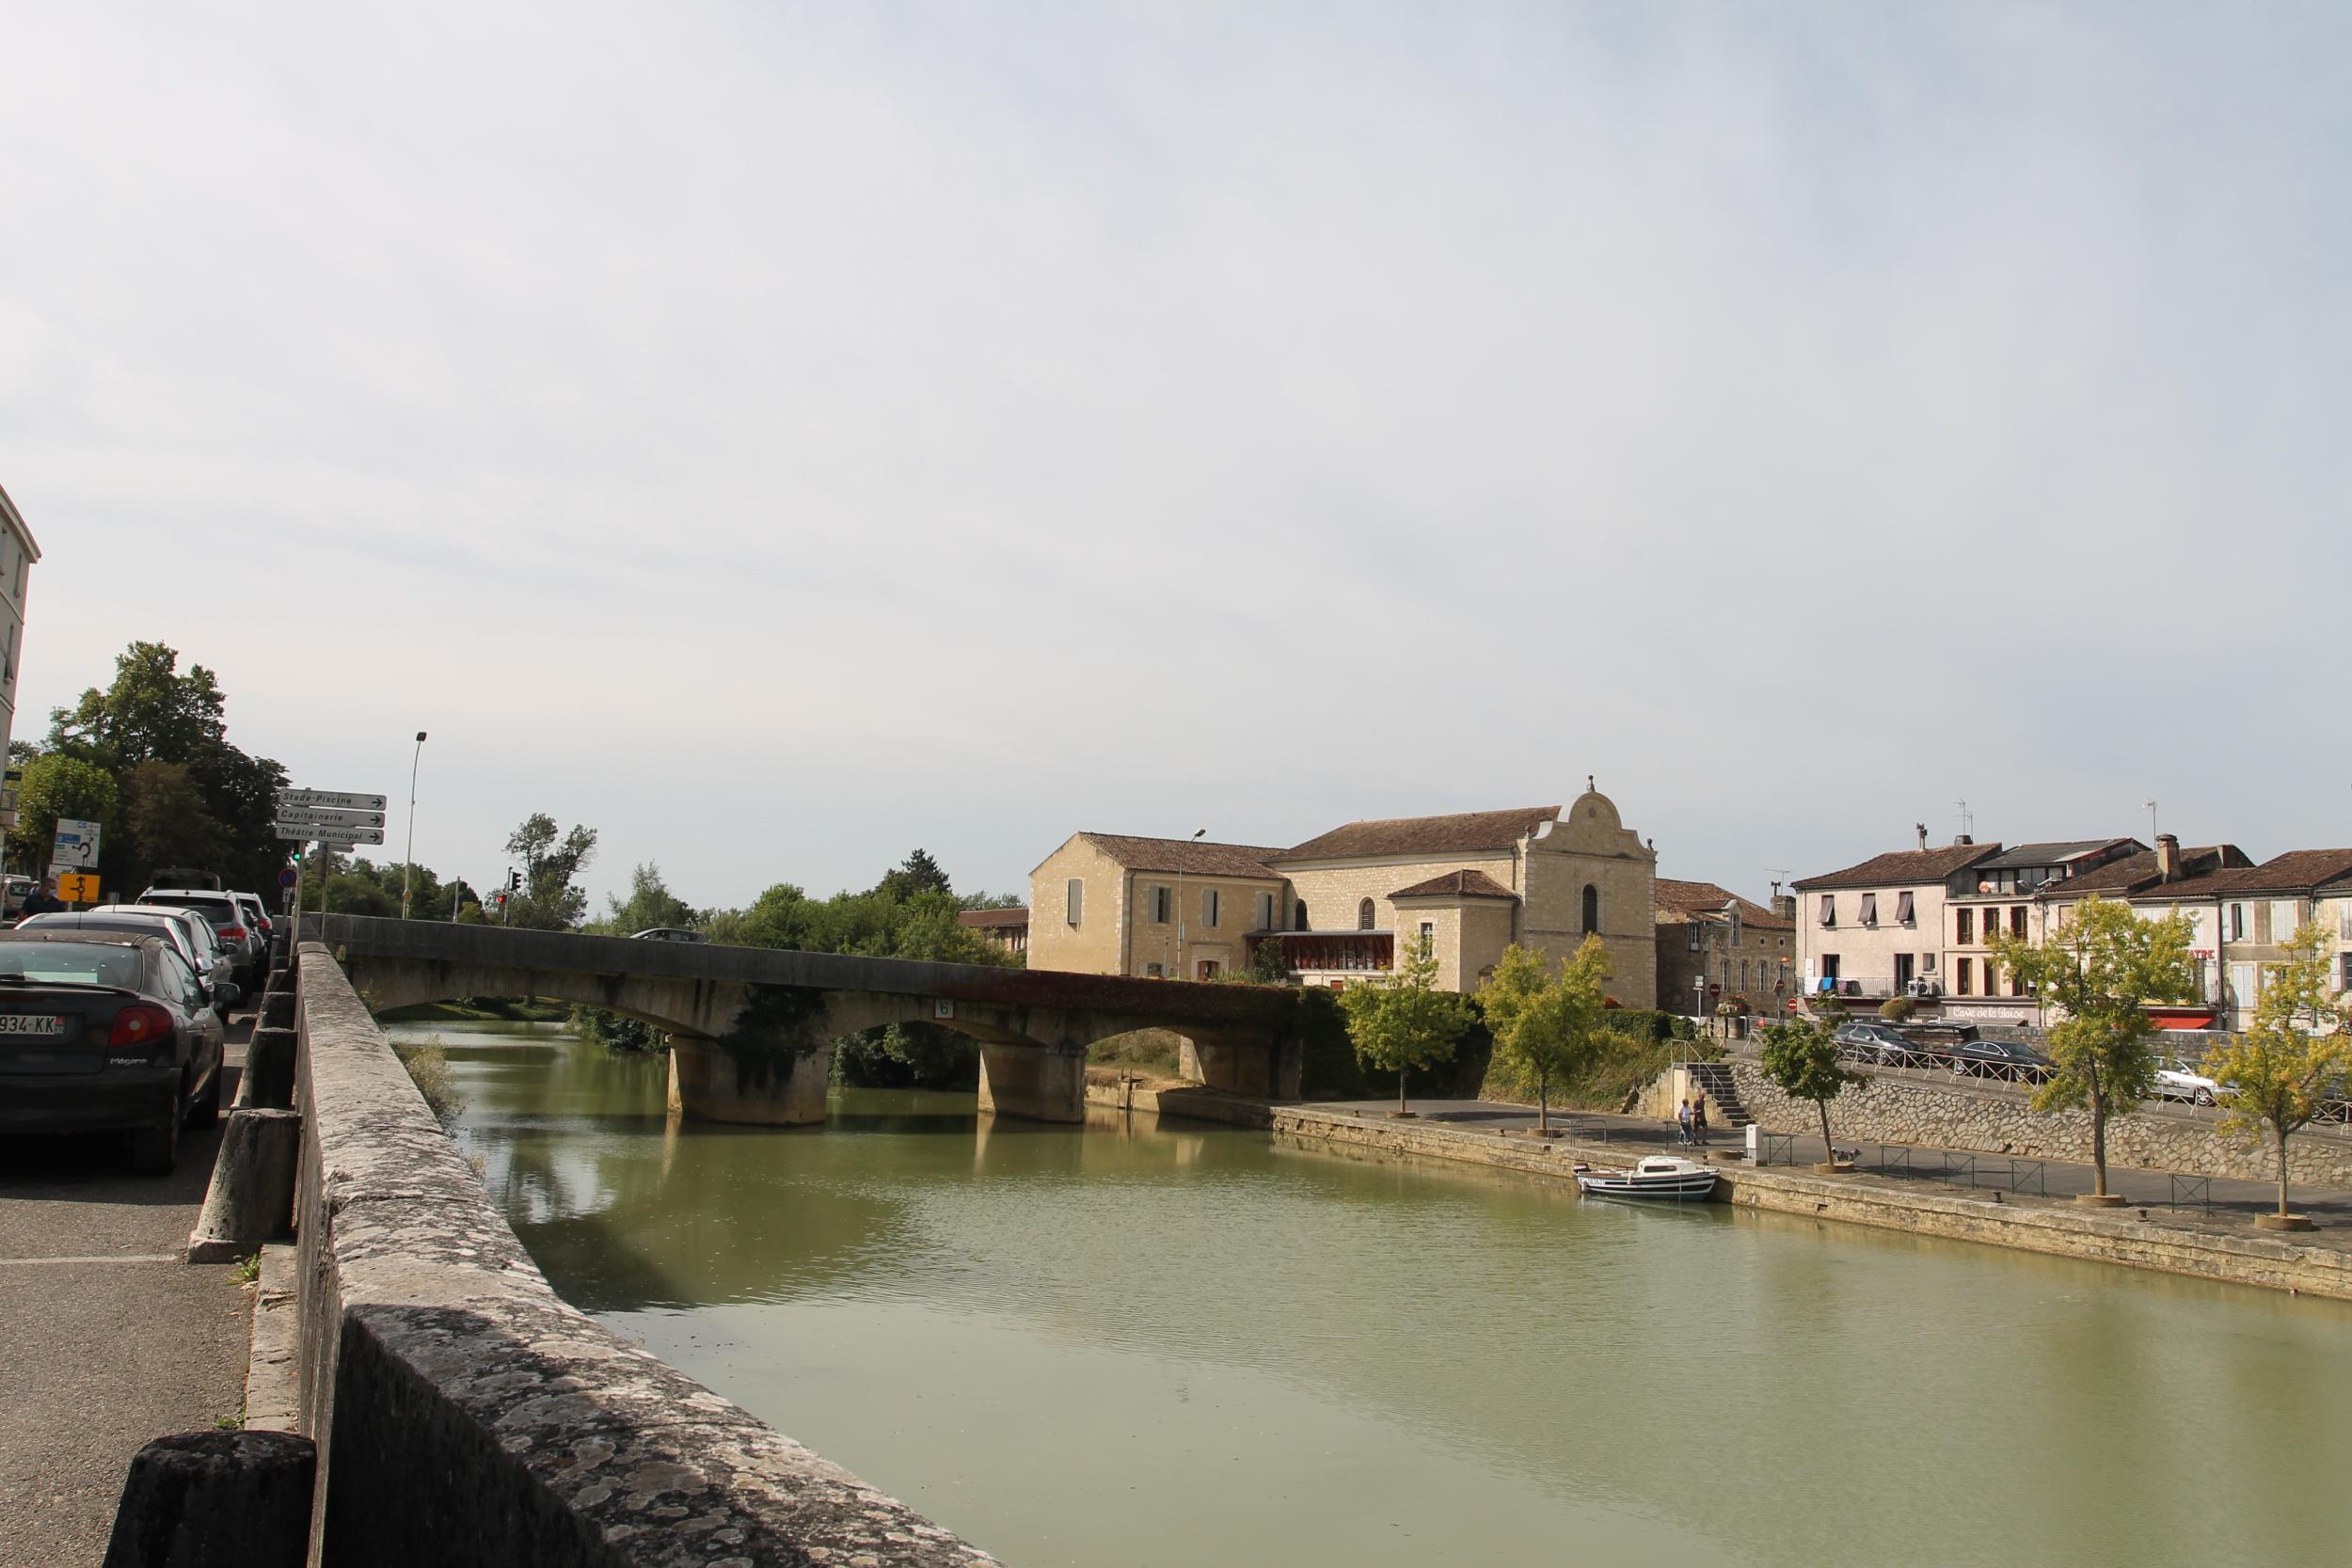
<box><xmin>5</xmin><ymin>2</ymin><xmax>2349</xmax><ymax>914</ymax></box>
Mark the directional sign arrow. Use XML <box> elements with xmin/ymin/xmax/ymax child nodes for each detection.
<box><xmin>277</xmin><ymin>788</ymin><xmax>389</xmax><ymax>814</ymax></box>
<box><xmin>275</xmin><ymin>805</ymin><xmax>386</xmax><ymax>830</ymax></box>
<box><xmin>275</xmin><ymin>823</ymin><xmax>385</xmax><ymax>845</ymax></box>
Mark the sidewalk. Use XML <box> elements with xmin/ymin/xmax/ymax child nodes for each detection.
<box><xmin>1304</xmin><ymin>1094</ymin><xmax>2352</xmax><ymax>1239</ymax></box>
<box><xmin>0</xmin><ymin>1031</ymin><xmax>255</xmax><ymax>1567</ymax></box>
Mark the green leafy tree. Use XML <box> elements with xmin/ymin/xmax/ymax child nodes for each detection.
<box><xmin>119</xmin><ymin>760</ymin><xmax>232</xmax><ymax>894</ymax></box>
<box><xmin>2204</xmin><ymin>922</ymin><xmax>2352</xmax><ymax>1221</ymax></box>
<box><xmin>502</xmin><ymin>813</ymin><xmax>598</xmax><ymax>929</ymax></box>
<box><xmin>47</xmin><ymin>641</ymin><xmax>228</xmax><ymax>765</ymax></box>
<box><xmin>6</xmin><ymin>752</ymin><xmax>119</xmax><ymax>874</ymax></box>
<box><xmin>1242</xmin><ymin>937</ymin><xmax>1293</xmax><ymax>985</ymax></box>
<box><xmin>1480</xmin><ymin>937</ymin><xmax>1612</xmax><ymax>1134</ymax></box>
<box><xmin>598</xmin><ymin>862</ymin><xmax>698</xmax><ymax>935</ymax></box>
<box><xmin>1759</xmin><ymin>1010</ymin><xmax>1864</xmax><ymax>1164</ymax></box>
<box><xmin>876</xmin><ymin>848</ymin><xmax>953</xmax><ymax>901</ymax></box>
<box><xmin>1338</xmin><ymin>939</ymin><xmax>1474</xmax><ymax>1116</ymax></box>
<box><xmin>1989</xmin><ymin>895</ymin><xmax>2197</xmax><ymax>1198</ymax></box>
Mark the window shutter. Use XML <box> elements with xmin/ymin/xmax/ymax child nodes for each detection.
<box><xmin>1067</xmin><ymin>879</ymin><xmax>1083</xmax><ymax>926</ymax></box>
<box><xmin>1860</xmin><ymin>893</ymin><xmax>1877</xmax><ymax>926</ymax></box>
<box><xmin>1819</xmin><ymin>895</ymin><xmax>1836</xmax><ymax>927</ymax></box>
<box><xmin>1896</xmin><ymin>891</ymin><xmax>1915</xmax><ymax>925</ymax></box>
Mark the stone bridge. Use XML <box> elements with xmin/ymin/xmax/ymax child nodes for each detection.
<box><xmin>306</xmin><ymin>914</ymin><xmax>1302</xmax><ymax>1123</ymax></box>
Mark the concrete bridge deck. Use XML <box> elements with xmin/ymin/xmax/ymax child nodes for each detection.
<box><xmin>306</xmin><ymin>914</ymin><xmax>1302</xmax><ymax>1123</ymax></box>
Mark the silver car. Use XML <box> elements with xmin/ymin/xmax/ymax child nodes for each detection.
<box><xmin>16</xmin><ymin>908</ymin><xmax>241</xmax><ymax>1013</ymax></box>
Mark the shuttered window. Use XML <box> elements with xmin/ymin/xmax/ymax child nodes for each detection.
<box><xmin>1860</xmin><ymin>893</ymin><xmax>1878</xmax><ymax>927</ymax></box>
<box><xmin>1201</xmin><ymin>889</ymin><xmax>1220</xmax><ymax>928</ymax></box>
<box><xmin>1066</xmin><ymin>879</ymin><xmax>1083</xmax><ymax>927</ymax></box>
<box><xmin>1255</xmin><ymin>892</ymin><xmax>1275</xmax><ymax>931</ymax></box>
<box><xmin>1819</xmin><ymin>895</ymin><xmax>1836</xmax><ymax>927</ymax></box>
<box><xmin>1895</xmin><ymin>891</ymin><xmax>1915</xmax><ymax>926</ymax></box>
<box><xmin>1147</xmin><ymin>885</ymin><xmax>1170</xmax><ymax>923</ymax></box>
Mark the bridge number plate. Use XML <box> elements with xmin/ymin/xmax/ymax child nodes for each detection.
<box><xmin>934</xmin><ymin>1000</ymin><xmax>956</xmax><ymax>1020</ymax></box>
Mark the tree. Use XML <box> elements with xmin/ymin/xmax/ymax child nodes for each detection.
<box><xmin>502</xmin><ymin>814</ymin><xmax>598</xmax><ymax>929</ymax></box>
<box><xmin>599</xmin><ymin>862</ymin><xmax>698</xmax><ymax>935</ymax></box>
<box><xmin>1338</xmin><ymin>939</ymin><xmax>1474</xmax><ymax>1116</ymax></box>
<box><xmin>1759</xmin><ymin>1011</ymin><xmax>1864</xmax><ymax>1167</ymax></box>
<box><xmin>1989</xmin><ymin>895</ymin><xmax>2197</xmax><ymax>1199</ymax></box>
<box><xmin>2204</xmin><ymin>922</ymin><xmax>2352</xmax><ymax>1223</ymax></box>
<box><xmin>119</xmin><ymin>759</ymin><xmax>232</xmax><ymax>892</ymax></box>
<box><xmin>47</xmin><ymin>641</ymin><xmax>228</xmax><ymax>766</ymax></box>
<box><xmin>1480</xmin><ymin>937</ymin><xmax>1611</xmax><ymax>1134</ymax></box>
<box><xmin>6</xmin><ymin>752</ymin><xmax>119</xmax><ymax>874</ymax></box>
<box><xmin>875</xmin><ymin>848</ymin><xmax>953</xmax><ymax>901</ymax></box>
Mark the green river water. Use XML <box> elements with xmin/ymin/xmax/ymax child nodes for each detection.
<box><xmin>406</xmin><ymin>1022</ymin><xmax>2352</xmax><ymax>1568</ymax></box>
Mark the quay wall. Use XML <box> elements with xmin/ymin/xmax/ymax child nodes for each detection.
<box><xmin>291</xmin><ymin>942</ymin><xmax>997</xmax><ymax>1568</ymax></box>
<box><xmin>1720</xmin><ymin>1055</ymin><xmax>2352</xmax><ymax>1188</ymax></box>
<box><xmin>1082</xmin><ymin>1083</ymin><xmax>2352</xmax><ymax>1303</ymax></box>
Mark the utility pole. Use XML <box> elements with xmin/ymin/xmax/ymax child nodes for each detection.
<box><xmin>1174</xmin><ymin>828</ymin><xmax>1205</xmax><ymax>981</ymax></box>
<box><xmin>400</xmin><ymin>730</ymin><xmax>428</xmax><ymax>918</ymax></box>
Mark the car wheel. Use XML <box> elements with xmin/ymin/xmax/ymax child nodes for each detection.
<box><xmin>130</xmin><ymin>1114</ymin><xmax>180</xmax><ymax>1178</ymax></box>
<box><xmin>2195</xmin><ymin>1087</ymin><xmax>2215</xmax><ymax>1107</ymax></box>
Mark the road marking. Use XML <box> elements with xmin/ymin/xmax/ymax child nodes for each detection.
<box><xmin>0</xmin><ymin>1253</ymin><xmax>182</xmax><ymax>1266</ymax></box>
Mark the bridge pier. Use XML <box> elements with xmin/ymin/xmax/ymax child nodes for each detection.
<box><xmin>976</xmin><ymin>1043</ymin><xmax>1086</xmax><ymax>1122</ymax></box>
<box><xmin>1180</xmin><ymin>1035</ymin><xmax>1301</xmax><ymax>1100</ymax></box>
<box><xmin>668</xmin><ymin>1038</ymin><xmax>832</xmax><ymax>1126</ymax></box>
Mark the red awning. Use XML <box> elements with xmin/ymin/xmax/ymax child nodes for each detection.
<box><xmin>2151</xmin><ymin>1011</ymin><xmax>2216</xmax><ymax>1031</ymax></box>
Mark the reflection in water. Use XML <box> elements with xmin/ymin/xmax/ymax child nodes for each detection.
<box><xmin>411</xmin><ymin>1022</ymin><xmax>2352</xmax><ymax>1568</ymax></box>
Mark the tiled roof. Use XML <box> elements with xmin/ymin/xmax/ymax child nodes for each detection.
<box><xmin>1653</xmin><ymin>879</ymin><xmax>1791</xmax><ymax>929</ymax></box>
<box><xmin>1978</xmin><ymin>839</ymin><xmax>2137</xmax><ymax>870</ymax></box>
<box><xmin>956</xmin><ymin>907</ymin><xmax>1029</xmax><ymax>927</ymax></box>
<box><xmin>2048</xmin><ymin>846</ymin><xmax>2249</xmax><ymax>899</ymax></box>
<box><xmin>2208</xmin><ymin>848</ymin><xmax>2352</xmax><ymax>897</ymax></box>
<box><xmin>1389</xmin><ymin>869</ymin><xmax>1519</xmax><ymax>901</ymax></box>
<box><xmin>1792</xmin><ymin>843</ymin><xmax>2001</xmax><ymax>892</ymax></box>
<box><xmin>1076</xmin><ymin>833</ymin><xmax>1286</xmax><ymax>879</ymax></box>
<box><xmin>1272</xmin><ymin>806</ymin><xmax>1559</xmax><ymax>863</ymax></box>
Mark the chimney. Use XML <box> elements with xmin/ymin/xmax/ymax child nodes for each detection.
<box><xmin>2157</xmin><ymin>833</ymin><xmax>2181</xmax><ymax>883</ymax></box>
<box><xmin>1772</xmin><ymin>894</ymin><xmax>1797</xmax><ymax>922</ymax></box>
<box><xmin>1953</xmin><ymin>833</ymin><xmax>1973</xmax><ymax>846</ymax></box>
<box><xmin>1915</xmin><ymin>823</ymin><xmax>1928</xmax><ymax>851</ymax></box>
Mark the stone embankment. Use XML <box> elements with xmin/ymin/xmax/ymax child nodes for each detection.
<box><xmin>1721</xmin><ymin>1054</ymin><xmax>2352</xmax><ymax>1187</ymax></box>
<box><xmin>288</xmin><ymin>943</ymin><xmax>998</xmax><ymax>1567</ymax></box>
<box><xmin>1082</xmin><ymin>1081</ymin><xmax>2352</xmax><ymax>1302</ymax></box>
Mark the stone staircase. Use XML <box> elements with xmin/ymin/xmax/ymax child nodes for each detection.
<box><xmin>1687</xmin><ymin>1060</ymin><xmax>1753</xmax><ymax>1129</ymax></box>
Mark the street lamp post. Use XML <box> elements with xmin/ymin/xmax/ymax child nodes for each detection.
<box><xmin>400</xmin><ymin>731</ymin><xmax>428</xmax><ymax>918</ymax></box>
<box><xmin>1174</xmin><ymin>828</ymin><xmax>1205</xmax><ymax>981</ymax></box>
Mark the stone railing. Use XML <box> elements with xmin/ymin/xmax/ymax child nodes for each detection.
<box><xmin>1723</xmin><ymin>1054</ymin><xmax>2352</xmax><ymax>1188</ymax></box>
<box><xmin>287</xmin><ymin>942</ymin><xmax>998</xmax><ymax>1566</ymax></box>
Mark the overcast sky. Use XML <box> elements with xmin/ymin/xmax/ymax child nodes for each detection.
<box><xmin>7</xmin><ymin>2</ymin><xmax>2348</xmax><ymax>913</ymax></box>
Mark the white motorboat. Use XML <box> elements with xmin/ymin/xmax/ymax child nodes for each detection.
<box><xmin>1572</xmin><ymin>1154</ymin><xmax>1719</xmax><ymax>1202</ymax></box>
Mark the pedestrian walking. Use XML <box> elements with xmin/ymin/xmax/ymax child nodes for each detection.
<box><xmin>1692</xmin><ymin>1097</ymin><xmax>1709</xmax><ymax>1148</ymax></box>
<box><xmin>18</xmin><ymin>877</ymin><xmax>65</xmax><ymax>917</ymax></box>
<box><xmin>1676</xmin><ymin>1098</ymin><xmax>1693</xmax><ymax>1146</ymax></box>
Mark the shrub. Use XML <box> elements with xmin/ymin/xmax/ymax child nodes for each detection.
<box><xmin>1878</xmin><ymin>996</ymin><xmax>1915</xmax><ymax>1023</ymax></box>
<box><xmin>393</xmin><ymin>1038</ymin><xmax>465</xmax><ymax>1129</ymax></box>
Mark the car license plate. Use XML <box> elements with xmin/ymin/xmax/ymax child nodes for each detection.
<box><xmin>0</xmin><ymin>1013</ymin><xmax>70</xmax><ymax>1037</ymax></box>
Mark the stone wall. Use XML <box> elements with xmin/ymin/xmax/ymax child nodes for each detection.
<box><xmin>290</xmin><ymin>942</ymin><xmax>997</xmax><ymax>1567</ymax></box>
<box><xmin>1724</xmin><ymin>1054</ymin><xmax>2352</xmax><ymax>1187</ymax></box>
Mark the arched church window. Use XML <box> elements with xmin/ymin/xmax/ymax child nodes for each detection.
<box><xmin>1295</xmin><ymin>900</ymin><xmax>1311</xmax><ymax>931</ymax></box>
<box><xmin>1581</xmin><ymin>884</ymin><xmax>1599</xmax><ymax>934</ymax></box>
<box><xmin>1358</xmin><ymin>897</ymin><xmax>1376</xmax><ymax>930</ymax></box>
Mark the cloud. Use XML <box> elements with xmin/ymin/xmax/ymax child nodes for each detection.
<box><xmin>6</xmin><ymin>2</ymin><xmax>2348</xmax><ymax>909</ymax></box>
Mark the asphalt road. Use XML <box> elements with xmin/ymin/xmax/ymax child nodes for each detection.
<box><xmin>0</xmin><ymin>1026</ymin><xmax>254</xmax><ymax>1568</ymax></box>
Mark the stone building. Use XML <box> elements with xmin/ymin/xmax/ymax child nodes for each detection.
<box><xmin>1026</xmin><ymin>784</ymin><xmax>1659</xmax><ymax>1005</ymax></box>
<box><xmin>2102</xmin><ymin>846</ymin><xmax>2352</xmax><ymax>1032</ymax></box>
<box><xmin>0</xmin><ymin>482</ymin><xmax>39</xmax><ymax>822</ymax></box>
<box><xmin>1792</xmin><ymin>832</ymin><xmax>2002</xmax><ymax>1011</ymax></box>
<box><xmin>954</xmin><ymin>906</ymin><xmax>1029</xmax><ymax>956</ymax></box>
<box><xmin>1653</xmin><ymin>879</ymin><xmax>1794</xmax><ymax>1020</ymax></box>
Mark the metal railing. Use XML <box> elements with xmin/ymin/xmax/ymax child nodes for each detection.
<box><xmin>1833</xmin><ymin>1039</ymin><xmax>2054</xmax><ymax>1086</ymax></box>
<box><xmin>1868</xmin><ymin>1144</ymin><xmax>2045</xmax><ymax>1196</ymax></box>
<box><xmin>2168</xmin><ymin>1174</ymin><xmax>2214</xmax><ymax>1215</ymax></box>
<box><xmin>1751</xmin><ymin>1130</ymin><xmax>1797</xmax><ymax>1166</ymax></box>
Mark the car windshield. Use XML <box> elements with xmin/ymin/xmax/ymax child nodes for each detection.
<box><xmin>0</xmin><ymin>942</ymin><xmax>145</xmax><ymax>988</ymax></box>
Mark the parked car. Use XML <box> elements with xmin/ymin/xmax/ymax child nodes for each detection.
<box><xmin>16</xmin><ymin>908</ymin><xmax>239</xmax><ymax>1009</ymax></box>
<box><xmin>2153</xmin><ymin>1057</ymin><xmax>2224</xmax><ymax>1107</ymax></box>
<box><xmin>150</xmin><ymin>867</ymin><xmax>225</xmax><ymax>891</ymax></box>
<box><xmin>1833</xmin><ymin>1022</ymin><xmax>1915</xmax><ymax>1064</ymax></box>
<box><xmin>228</xmin><ymin>892</ymin><xmax>275</xmax><ymax>967</ymax></box>
<box><xmin>137</xmin><ymin>889</ymin><xmax>262</xmax><ymax>990</ymax></box>
<box><xmin>630</xmin><ymin>927</ymin><xmax>707</xmax><ymax>943</ymax></box>
<box><xmin>2</xmin><ymin>875</ymin><xmax>32</xmax><ymax>917</ymax></box>
<box><xmin>0</xmin><ymin>930</ymin><xmax>227</xmax><ymax>1175</ymax></box>
<box><xmin>1944</xmin><ymin>1037</ymin><xmax>2055</xmax><ymax>1084</ymax></box>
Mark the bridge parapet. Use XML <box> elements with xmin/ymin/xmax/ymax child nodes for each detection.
<box><xmin>285</xmin><ymin>941</ymin><xmax>1000</xmax><ymax>1565</ymax></box>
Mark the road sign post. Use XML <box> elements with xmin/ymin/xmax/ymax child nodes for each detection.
<box><xmin>52</xmin><ymin>817</ymin><xmax>102</xmax><ymax>872</ymax></box>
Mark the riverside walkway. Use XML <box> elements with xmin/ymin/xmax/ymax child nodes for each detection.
<box><xmin>1303</xmin><ymin>1094</ymin><xmax>2352</xmax><ymax>1243</ymax></box>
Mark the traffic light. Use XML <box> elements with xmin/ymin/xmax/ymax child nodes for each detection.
<box><xmin>507</xmin><ymin>869</ymin><xmax>522</xmax><ymax>893</ymax></box>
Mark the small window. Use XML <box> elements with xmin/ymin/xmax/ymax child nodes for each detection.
<box><xmin>1895</xmin><ymin>891</ymin><xmax>1915</xmax><ymax>926</ymax></box>
<box><xmin>1860</xmin><ymin>893</ymin><xmax>1878</xmax><ymax>927</ymax></box>
<box><xmin>2339</xmin><ymin>954</ymin><xmax>2351</xmax><ymax>991</ymax></box>
<box><xmin>1819</xmin><ymin>895</ymin><xmax>1836</xmax><ymax>928</ymax></box>
<box><xmin>1143</xmin><ymin>961</ymin><xmax>1164</xmax><ymax>978</ymax></box>
<box><xmin>1955</xmin><ymin>957</ymin><xmax>1973</xmax><ymax>995</ymax></box>
<box><xmin>1201</xmin><ymin>888</ymin><xmax>1220</xmax><ymax>929</ymax></box>
<box><xmin>1956</xmin><ymin>908</ymin><xmax>1974</xmax><ymax>945</ymax></box>
<box><xmin>1922</xmin><ymin>952</ymin><xmax>1937</xmax><ymax>973</ymax></box>
<box><xmin>1358</xmin><ymin>897</ymin><xmax>1375</xmax><ymax>930</ymax></box>
<box><xmin>1687</xmin><ymin>924</ymin><xmax>1702</xmax><ymax>951</ymax></box>
<box><xmin>1581</xmin><ymin>884</ymin><xmax>1599</xmax><ymax>934</ymax></box>
<box><xmin>2229</xmin><ymin>904</ymin><xmax>2246</xmax><ymax>942</ymax></box>
<box><xmin>1066</xmin><ymin>879</ymin><xmax>1084</xmax><ymax>927</ymax></box>
<box><xmin>1196</xmin><ymin>958</ymin><xmax>1219</xmax><ymax>981</ymax></box>
<box><xmin>1147</xmin><ymin>885</ymin><xmax>1170</xmax><ymax>924</ymax></box>
<box><xmin>1730</xmin><ymin>910</ymin><xmax>1742</xmax><ymax>946</ymax></box>
<box><xmin>1418</xmin><ymin>921</ymin><xmax>1434</xmax><ymax>955</ymax></box>
<box><xmin>2010</xmin><ymin>906</ymin><xmax>2026</xmax><ymax>938</ymax></box>
<box><xmin>1255</xmin><ymin>892</ymin><xmax>1274</xmax><ymax>931</ymax></box>
<box><xmin>1295</xmin><ymin>900</ymin><xmax>1311</xmax><ymax>931</ymax></box>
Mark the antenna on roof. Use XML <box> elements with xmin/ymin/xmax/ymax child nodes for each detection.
<box><xmin>1955</xmin><ymin>799</ymin><xmax>1974</xmax><ymax>839</ymax></box>
<box><xmin>1765</xmin><ymin>867</ymin><xmax>1792</xmax><ymax>901</ymax></box>
<box><xmin>2141</xmin><ymin>800</ymin><xmax>2157</xmax><ymax>843</ymax></box>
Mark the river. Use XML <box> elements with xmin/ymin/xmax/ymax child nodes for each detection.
<box><xmin>401</xmin><ymin>1021</ymin><xmax>2352</xmax><ymax>1568</ymax></box>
